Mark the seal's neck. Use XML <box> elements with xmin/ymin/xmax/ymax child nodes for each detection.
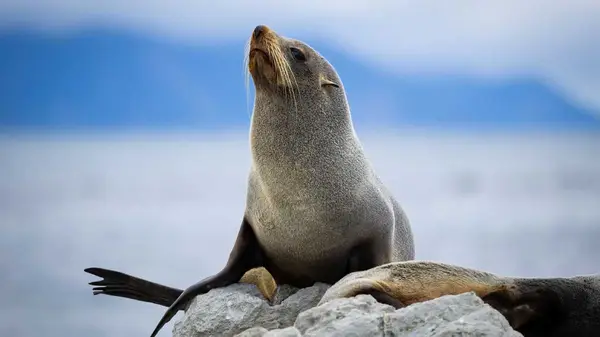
<box><xmin>249</xmin><ymin>89</ymin><xmax>358</xmax><ymax>165</ymax></box>
<box><xmin>248</xmin><ymin>87</ymin><xmax>372</xmax><ymax>208</ymax></box>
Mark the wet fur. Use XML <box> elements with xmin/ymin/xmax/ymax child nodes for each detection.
<box><xmin>319</xmin><ymin>261</ymin><xmax>600</xmax><ymax>337</ymax></box>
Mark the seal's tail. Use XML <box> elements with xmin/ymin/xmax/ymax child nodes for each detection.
<box><xmin>84</xmin><ymin>267</ymin><xmax>183</xmax><ymax>308</ymax></box>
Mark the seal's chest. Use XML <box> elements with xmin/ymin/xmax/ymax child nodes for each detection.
<box><xmin>257</xmin><ymin>217</ymin><xmax>353</xmax><ymax>261</ymax></box>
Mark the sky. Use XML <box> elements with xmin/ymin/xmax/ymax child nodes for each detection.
<box><xmin>1</xmin><ymin>0</ymin><xmax>600</xmax><ymax>117</ymax></box>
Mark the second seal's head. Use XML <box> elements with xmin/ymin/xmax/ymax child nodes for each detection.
<box><xmin>247</xmin><ymin>25</ymin><xmax>343</xmax><ymax>98</ymax></box>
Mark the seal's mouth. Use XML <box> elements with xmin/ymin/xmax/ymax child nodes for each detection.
<box><xmin>246</xmin><ymin>25</ymin><xmax>297</xmax><ymax>95</ymax></box>
<box><xmin>249</xmin><ymin>48</ymin><xmax>272</xmax><ymax>65</ymax></box>
<box><xmin>248</xmin><ymin>46</ymin><xmax>276</xmax><ymax>87</ymax></box>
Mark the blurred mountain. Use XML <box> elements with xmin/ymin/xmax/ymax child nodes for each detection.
<box><xmin>1</xmin><ymin>29</ymin><xmax>599</xmax><ymax>131</ymax></box>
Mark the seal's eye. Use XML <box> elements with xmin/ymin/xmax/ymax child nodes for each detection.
<box><xmin>290</xmin><ymin>47</ymin><xmax>306</xmax><ymax>61</ymax></box>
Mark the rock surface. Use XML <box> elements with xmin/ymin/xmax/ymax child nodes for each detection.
<box><xmin>173</xmin><ymin>283</ymin><xmax>523</xmax><ymax>337</ymax></box>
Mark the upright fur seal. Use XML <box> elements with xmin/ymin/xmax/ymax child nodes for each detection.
<box><xmin>319</xmin><ymin>261</ymin><xmax>600</xmax><ymax>337</ymax></box>
<box><xmin>84</xmin><ymin>24</ymin><xmax>414</xmax><ymax>336</ymax></box>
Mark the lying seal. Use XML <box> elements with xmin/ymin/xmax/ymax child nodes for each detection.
<box><xmin>85</xmin><ymin>24</ymin><xmax>414</xmax><ymax>336</ymax></box>
<box><xmin>319</xmin><ymin>261</ymin><xmax>600</xmax><ymax>337</ymax></box>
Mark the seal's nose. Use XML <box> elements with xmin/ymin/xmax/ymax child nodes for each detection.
<box><xmin>253</xmin><ymin>25</ymin><xmax>267</xmax><ymax>39</ymax></box>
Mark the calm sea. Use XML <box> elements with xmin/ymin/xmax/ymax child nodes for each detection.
<box><xmin>1</xmin><ymin>130</ymin><xmax>599</xmax><ymax>337</ymax></box>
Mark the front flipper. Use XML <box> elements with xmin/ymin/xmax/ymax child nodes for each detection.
<box><xmin>150</xmin><ymin>217</ymin><xmax>264</xmax><ymax>337</ymax></box>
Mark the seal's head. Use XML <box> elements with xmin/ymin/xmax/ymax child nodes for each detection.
<box><xmin>245</xmin><ymin>25</ymin><xmax>358</xmax><ymax>167</ymax></box>
<box><xmin>246</xmin><ymin>25</ymin><xmax>342</xmax><ymax>98</ymax></box>
<box><xmin>482</xmin><ymin>274</ymin><xmax>600</xmax><ymax>337</ymax></box>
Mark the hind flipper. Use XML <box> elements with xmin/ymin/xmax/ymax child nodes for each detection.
<box><xmin>85</xmin><ymin>267</ymin><xmax>183</xmax><ymax>308</ymax></box>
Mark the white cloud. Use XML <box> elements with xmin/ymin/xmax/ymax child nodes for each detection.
<box><xmin>2</xmin><ymin>0</ymin><xmax>600</xmax><ymax>115</ymax></box>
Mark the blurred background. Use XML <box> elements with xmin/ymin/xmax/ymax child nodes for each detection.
<box><xmin>1</xmin><ymin>1</ymin><xmax>600</xmax><ymax>336</ymax></box>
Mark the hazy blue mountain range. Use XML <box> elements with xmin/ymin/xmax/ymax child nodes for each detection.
<box><xmin>1</xmin><ymin>29</ymin><xmax>599</xmax><ymax>131</ymax></box>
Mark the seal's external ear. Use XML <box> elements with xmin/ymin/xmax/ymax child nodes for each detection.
<box><xmin>320</xmin><ymin>74</ymin><xmax>339</xmax><ymax>88</ymax></box>
<box><xmin>481</xmin><ymin>287</ymin><xmax>564</xmax><ymax>331</ymax></box>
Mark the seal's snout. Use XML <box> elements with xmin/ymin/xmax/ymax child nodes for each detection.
<box><xmin>253</xmin><ymin>25</ymin><xmax>268</xmax><ymax>40</ymax></box>
<box><xmin>251</xmin><ymin>25</ymin><xmax>275</xmax><ymax>42</ymax></box>
<box><xmin>248</xmin><ymin>24</ymin><xmax>292</xmax><ymax>89</ymax></box>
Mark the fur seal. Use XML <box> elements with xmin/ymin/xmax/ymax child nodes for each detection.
<box><xmin>84</xmin><ymin>24</ymin><xmax>414</xmax><ymax>336</ymax></box>
<box><xmin>318</xmin><ymin>261</ymin><xmax>600</xmax><ymax>337</ymax></box>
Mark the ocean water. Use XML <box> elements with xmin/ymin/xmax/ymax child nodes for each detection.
<box><xmin>1</xmin><ymin>130</ymin><xmax>599</xmax><ymax>337</ymax></box>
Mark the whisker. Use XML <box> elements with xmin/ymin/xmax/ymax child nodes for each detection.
<box><xmin>250</xmin><ymin>33</ymin><xmax>300</xmax><ymax>120</ymax></box>
<box><xmin>243</xmin><ymin>37</ymin><xmax>252</xmax><ymax>119</ymax></box>
<box><xmin>268</xmin><ymin>41</ymin><xmax>290</xmax><ymax>103</ymax></box>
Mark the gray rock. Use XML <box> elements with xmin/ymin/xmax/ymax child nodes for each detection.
<box><xmin>264</xmin><ymin>327</ymin><xmax>302</xmax><ymax>337</ymax></box>
<box><xmin>295</xmin><ymin>295</ymin><xmax>396</xmax><ymax>337</ymax></box>
<box><xmin>271</xmin><ymin>284</ymin><xmax>302</xmax><ymax>305</ymax></box>
<box><xmin>173</xmin><ymin>284</ymin><xmax>522</xmax><ymax>337</ymax></box>
<box><xmin>173</xmin><ymin>283</ymin><xmax>329</xmax><ymax>337</ymax></box>
<box><xmin>235</xmin><ymin>327</ymin><xmax>269</xmax><ymax>337</ymax></box>
<box><xmin>379</xmin><ymin>292</ymin><xmax>522</xmax><ymax>337</ymax></box>
<box><xmin>234</xmin><ymin>326</ymin><xmax>302</xmax><ymax>337</ymax></box>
